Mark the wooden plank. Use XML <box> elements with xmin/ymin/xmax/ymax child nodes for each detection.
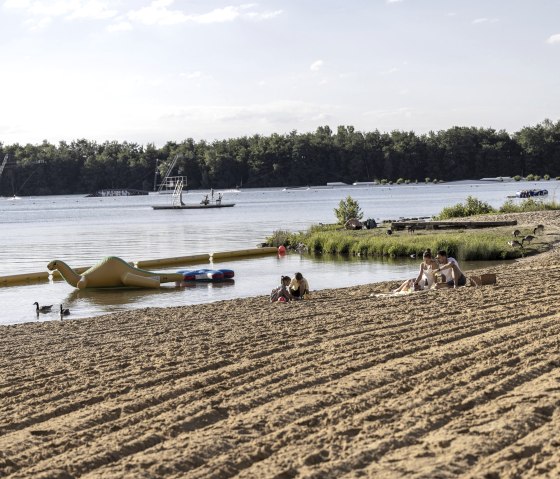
<box><xmin>391</xmin><ymin>220</ymin><xmax>517</xmax><ymax>230</ymax></box>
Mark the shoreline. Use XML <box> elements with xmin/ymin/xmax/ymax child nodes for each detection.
<box><xmin>1</xmin><ymin>211</ymin><xmax>560</xmax><ymax>477</ymax></box>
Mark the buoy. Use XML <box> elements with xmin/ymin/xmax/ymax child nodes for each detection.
<box><xmin>278</xmin><ymin>245</ymin><xmax>286</xmax><ymax>255</ymax></box>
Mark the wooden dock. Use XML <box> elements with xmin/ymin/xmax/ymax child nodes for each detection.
<box><xmin>391</xmin><ymin>220</ymin><xmax>517</xmax><ymax>231</ymax></box>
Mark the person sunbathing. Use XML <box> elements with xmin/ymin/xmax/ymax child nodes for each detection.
<box><xmin>394</xmin><ymin>249</ymin><xmax>438</xmax><ymax>293</ymax></box>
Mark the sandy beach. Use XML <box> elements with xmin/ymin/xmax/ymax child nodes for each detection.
<box><xmin>1</xmin><ymin>211</ymin><xmax>560</xmax><ymax>478</ymax></box>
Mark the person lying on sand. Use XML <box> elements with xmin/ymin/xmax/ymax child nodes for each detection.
<box><xmin>394</xmin><ymin>249</ymin><xmax>438</xmax><ymax>293</ymax></box>
<box><xmin>435</xmin><ymin>250</ymin><xmax>467</xmax><ymax>288</ymax></box>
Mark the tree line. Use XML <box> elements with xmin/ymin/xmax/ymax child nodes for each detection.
<box><xmin>1</xmin><ymin>119</ymin><xmax>559</xmax><ymax>196</ymax></box>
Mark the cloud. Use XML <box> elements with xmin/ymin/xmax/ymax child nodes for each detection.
<box><xmin>472</xmin><ymin>17</ymin><xmax>499</xmax><ymax>24</ymax></box>
<box><xmin>363</xmin><ymin>107</ymin><xmax>412</xmax><ymax>119</ymax></box>
<box><xmin>546</xmin><ymin>33</ymin><xmax>560</xmax><ymax>44</ymax></box>
<box><xmin>160</xmin><ymin>101</ymin><xmax>334</xmax><ymax>130</ymax></box>
<box><xmin>386</xmin><ymin>0</ymin><xmax>403</xmax><ymax>3</ymax></box>
<box><xmin>4</xmin><ymin>0</ymin><xmax>281</xmax><ymax>30</ymax></box>
<box><xmin>126</xmin><ymin>0</ymin><xmax>190</xmax><ymax>25</ymax></box>
<box><xmin>380</xmin><ymin>67</ymin><xmax>398</xmax><ymax>75</ymax></box>
<box><xmin>310</xmin><ymin>60</ymin><xmax>324</xmax><ymax>72</ymax></box>
<box><xmin>106</xmin><ymin>20</ymin><xmax>132</xmax><ymax>32</ymax></box>
<box><xmin>127</xmin><ymin>1</ymin><xmax>282</xmax><ymax>26</ymax></box>
<box><xmin>4</xmin><ymin>0</ymin><xmax>117</xmax><ymax>21</ymax></box>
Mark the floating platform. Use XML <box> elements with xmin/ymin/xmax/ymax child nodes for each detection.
<box><xmin>152</xmin><ymin>203</ymin><xmax>235</xmax><ymax>210</ymax></box>
<box><xmin>391</xmin><ymin>220</ymin><xmax>518</xmax><ymax>231</ymax></box>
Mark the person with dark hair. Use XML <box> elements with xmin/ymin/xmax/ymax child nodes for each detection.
<box><xmin>270</xmin><ymin>275</ymin><xmax>294</xmax><ymax>302</ymax></box>
<box><xmin>435</xmin><ymin>250</ymin><xmax>467</xmax><ymax>288</ymax></box>
<box><xmin>289</xmin><ymin>272</ymin><xmax>309</xmax><ymax>299</ymax></box>
<box><xmin>393</xmin><ymin>249</ymin><xmax>438</xmax><ymax>293</ymax></box>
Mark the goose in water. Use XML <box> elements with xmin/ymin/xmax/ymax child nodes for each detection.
<box><xmin>34</xmin><ymin>302</ymin><xmax>53</xmax><ymax>313</ymax></box>
<box><xmin>60</xmin><ymin>304</ymin><xmax>70</xmax><ymax>318</ymax></box>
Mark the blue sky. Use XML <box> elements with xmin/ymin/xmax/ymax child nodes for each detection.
<box><xmin>1</xmin><ymin>0</ymin><xmax>559</xmax><ymax>146</ymax></box>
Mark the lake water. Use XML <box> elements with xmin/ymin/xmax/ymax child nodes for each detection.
<box><xmin>1</xmin><ymin>181</ymin><xmax>552</xmax><ymax>325</ymax></box>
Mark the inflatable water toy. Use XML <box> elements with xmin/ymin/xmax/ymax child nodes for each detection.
<box><xmin>47</xmin><ymin>256</ymin><xmax>184</xmax><ymax>289</ymax></box>
<box><xmin>177</xmin><ymin>268</ymin><xmax>235</xmax><ymax>282</ymax></box>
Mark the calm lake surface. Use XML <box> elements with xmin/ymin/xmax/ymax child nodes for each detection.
<box><xmin>1</xmin><ymin>181</ymin><xmax>552</xmax><ymax>325</ymax></box>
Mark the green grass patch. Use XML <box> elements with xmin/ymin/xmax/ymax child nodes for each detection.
<box><xmin>266</xmin><ymin>225</ymin><xmax>549</xmax><ymax>260</ymax></box>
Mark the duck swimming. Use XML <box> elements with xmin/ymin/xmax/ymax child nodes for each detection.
<box><xmin>34</xmin><ymin>302</ymin><xmax>53</xmax><ymax>313</ymax></box>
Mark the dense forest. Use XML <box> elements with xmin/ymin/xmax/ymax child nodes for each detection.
<box><xmin>1</xmin><ymin>119</ymin><xmax>559</xmax><ymax>196</ymax></box>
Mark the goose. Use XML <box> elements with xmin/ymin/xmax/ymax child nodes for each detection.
<box><xmin>507</xmin><ymin>240</ymin><xmax>523</xmax><ymax>249</ymax></box>
<box><xmin>522</xmin><ymin>235</ymin><xmax>536</xmax><ymax>245</ymax></box>
<box><xmin>34</xmin><ymin>302</ymin><xmax>53</xmax><ymax>313</ymax></box>
<box><xmin>60</xmin><ymin>304</ymin><xmax>70</xmax><ymax>317</ymax></box>
<box><xmin>533</xmin><ymin>224</ymin><xmax>544</xmax><ymax>235</ymax></box>
<box><xmin>512</xmin><ymin>229</ymin><xmax>521</xmax><ymax>237</ymax></box>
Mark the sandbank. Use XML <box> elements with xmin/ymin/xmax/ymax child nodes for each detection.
<box><xmin>1</xmin><ymin>211</ymin><xmax>559</xmax><ymax>478</ymax></box>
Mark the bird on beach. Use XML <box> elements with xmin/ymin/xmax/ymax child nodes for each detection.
<box><xmin>508</xmin><ymin>240</ymin><xmax>523</xmax><ymax>249</ymax></box>
<box><xmin>534</xmin><ymin>224</ymin><xmax>544</xmax><ymax>235</ymax></box>
<box><xmin>33</xmin><ymin>302</ymin><xmax>53</xmax><ymax>313</ymax></box>
<box><xmin>60</xmin><ymin>304</ymin><xmax>70</xmax><ymax>318</ymax></box>
<box><xmin>522</xmin><ymin>235</ymin><xmax>536</xmax><ymax>245</ymax></box>
<box><xmin>512</xmin><ymin>229</ymin><xmax>521</xmax><ymax>238</ymax></box>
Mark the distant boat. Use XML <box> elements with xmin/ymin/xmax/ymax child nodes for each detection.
<box><xmin>480</xmin><ymin>176</ymin><xmax>515</xmax><ymax>182</ymax></box>
<box><xmin>514</xmin><ymin>189</ymin><xmax>548</xmax><ymax>198</ymax></box>
<box><xmin>152</xmin><ymin>182</ymin><xmax>235</xmax><ymax>210</ymax></box>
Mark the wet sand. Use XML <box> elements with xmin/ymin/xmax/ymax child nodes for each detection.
<box><xmin>1</xmin><ymin>212</ymin><xmax>560</xmax><ymax>478</ymax></box>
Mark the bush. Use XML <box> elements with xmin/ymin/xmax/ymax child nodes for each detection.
<box><xmin>499</xmin><ymin>198</ymin><xmax>560</xmax><ymax>213</ymax></box>
<box><xmin>267</xmin><ymin>229</ymin><xmax>292</xmax><ymax>247</ymax></box>
<box><xmin>334</xmin><ymin>196</ymin><xmax>363</xmax><ymax>224</ymax></box>
<box><xmin>436</xmin><ymin>196</ymin><xmax>496</xmax><ymax>219</ymax></box>
<box><xmin>514</xmin><ymin>175</ymin><xmax>522</xmax><ymax>181</ymax></box>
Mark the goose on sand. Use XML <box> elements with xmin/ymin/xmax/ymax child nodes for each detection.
<box><xmin>522</xmin><ymin>235</ymin><xmax>536</xmax><ymax>245</ymax></box>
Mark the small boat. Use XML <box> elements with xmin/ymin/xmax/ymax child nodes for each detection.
<box><xmin>153</xmin><ymin>203</ymin><xmax>235</xmax><ymax>210</ymax></box>
<box><xmin>152</xmin><ymin>185</ymin><xmax>235</xmax><ymax>209</ymax></box>
<box><xmin>514</xmin><ymin>189</ymin><xmax>548</xmax><ymax>198</ymax></box>
<box><xmin>176</xmin><ymin>268</ymin><xmax>235</xmax><ymax>282</ymax></box>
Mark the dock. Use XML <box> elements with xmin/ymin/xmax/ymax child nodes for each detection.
<box><xmin>86</xmin><ymin>189</ymin><xmax>149</xmax><ymax>197</ymax></box>
<box><xmin>391</xmin><ymin>220</ymin><xmax>518</xmax><ymax>231</ymax></box>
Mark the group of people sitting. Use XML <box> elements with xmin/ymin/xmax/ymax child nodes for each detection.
<box><xmin>270</xmin><ymin>272</ymin><xmax>310</xmax><ymax>302</ymax></box>
<box><xmin>269</xmin><ymin>249</ymin><xmax>464</xmax><ymax>303</ymax></box>
<box><xmin>394</xmin><ymin>249</ymin><xmax>466</xmax><ymax>293</ymax></box>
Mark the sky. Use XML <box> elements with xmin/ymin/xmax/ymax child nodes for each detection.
<box><xmin>1</xmin><ymin>0</ymin><xmax>559</xmax><ymax>146</ymax></box>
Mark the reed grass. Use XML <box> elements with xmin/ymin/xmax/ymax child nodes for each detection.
<box><xmin>268</xmin><ymin>227</ymin><xmax>525</xmax><ymax>260</ymax></box>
